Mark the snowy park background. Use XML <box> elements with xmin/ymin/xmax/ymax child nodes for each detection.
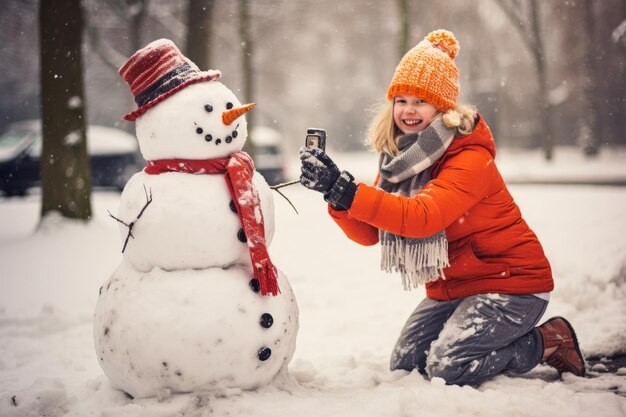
<box><xmin>2</xmin><ymin>0</ymin><xmax>626</xmax><ymax>415</ymax></box>
<box><xmin>1</xmin><ymin>148</ymin><xmax>626</xmax><ymax>417</ymax></box>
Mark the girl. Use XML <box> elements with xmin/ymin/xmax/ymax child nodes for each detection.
<box><xmin>299</xmin><ymin>29</ymin><xmax>585</xmax><ymax>385</ymax></box>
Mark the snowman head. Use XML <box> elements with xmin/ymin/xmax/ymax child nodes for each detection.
<box><xmin>135</xmin><ymin>81</ymin><xmax>254</xmax><ymax>160</ymax></box>
<box><xmin>119</xmin><ymin>39</ymin><xmax>254</xmax><ymax>160</ymax></box>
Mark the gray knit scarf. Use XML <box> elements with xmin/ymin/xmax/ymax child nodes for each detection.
<box><xmin>378</xmin><ymin>117</ymin><xmax>456</xmax><ymax>290</ymax></box>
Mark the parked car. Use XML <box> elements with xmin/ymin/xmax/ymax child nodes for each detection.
<box><xmin>251</xmin><ymin>126</ymin><xmax>286</xmax><ymax>185</ymax></box>
<box><xmin>0</xmin><ymin>120</ymin><xmax>143</xmax><ymax>196</ymax></box>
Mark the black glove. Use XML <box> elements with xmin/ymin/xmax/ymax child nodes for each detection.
<box><xmin>299</xmin><ymin>147</ymin><xmax>339</xmax><ymax>193</ymax></box>
<box><xmin>299</xmin><ymin>147</ymin><xmax>357</xmax><ymax>211</ymax></box>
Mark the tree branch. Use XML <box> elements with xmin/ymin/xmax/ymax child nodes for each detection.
<box><xmin>493</xmin><ymin>0</ymin><xmax>537</xmax><ymax>53</ymax></box>
<box><xmin>269</xmin><ymin>180</ymin><xmax>300</xmax><ymax>214</ymax></box>
<box><xmin>85</xmin><ymin>22</ymin><xmax>127</xmax><ymax>72</ymax></box>
<box><xmin>108</xmin><ymin>185</ymin><xmax>153</xmax><ymax>253</ymax></box>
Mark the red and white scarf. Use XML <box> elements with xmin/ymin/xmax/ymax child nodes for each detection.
<box><xmin>145</xmin><ymin>152</ymin><xmax>280</xmax><ymax>296</ymax></box>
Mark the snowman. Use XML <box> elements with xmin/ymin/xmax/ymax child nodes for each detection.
<box><xmin>93</xmin><ymin>39</ymin><xmax>298</xmax><ymax>399</ymax></box>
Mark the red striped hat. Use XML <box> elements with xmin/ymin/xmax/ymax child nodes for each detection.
<box><xmin>119</xmin><ymin>39</ymin><xmax>221</xmax><ymax>121</ymax></box>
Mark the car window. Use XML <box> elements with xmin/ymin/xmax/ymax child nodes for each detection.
<box><xmin>0</xmin><ymin>130</ymin><xmax>30</xmax><ymax>148</ymax></box>
<box><xmin>0</xmin><ymin>129</ymin><xmax>37</xmax><ymax>161</ymax></box>
<box><xmin>0</xmin><ymin>121</ymin><xmax>138</xmax><ymax>161</ymax></box>
<box><xmin>255</xmin><ymin>146</ymin><xmax>280</xmax><ymax>156</ymax></box>
<box><xmin>26</xmin><ymin>127</ymin><xmax>137</xmax><ymax>158</ymax></box>
<box><xmin>28</xmin><ymin>134</ymin><xmax>42</xmax><ymax>157</ymax></box>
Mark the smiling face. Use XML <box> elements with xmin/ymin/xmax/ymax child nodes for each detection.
<box><xmin>392</xmin><ymin>95</ymin><xmax>439</xmax><ymax>135</ymax></box>
<box><xmin>135</xmin><ymin>81</ymin><xmax>250</xmax><ymax>160</ymax></box>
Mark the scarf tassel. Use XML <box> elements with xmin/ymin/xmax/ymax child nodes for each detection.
<box><xmin>256</xmin><ymin>260</ymin><xmax>280</xmax><ymax>296</ymax></box>
<box><xmin>377</xmin><ymin>118</ymin><xmax>456</xmax><ymax>290</ymax></box>
<box><xmin>380</xmin><ymin>237</ymin><xmax>449</xmax><ymax>290</ymax></box>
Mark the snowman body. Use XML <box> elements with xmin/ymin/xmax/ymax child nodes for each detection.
<box><xmin>94</xmin><ymin>263</ymin><xmax>298</xmax><ymax>399</ymax></box>
<box><xmin>119</xmin><ymin>170</ymin><xmax>275</xmax><ymax>272</ymax></box>
<box><xmin>94</xmin><ymin>56</ymin><xmax>298</xmax><ymax>399</ymax></box>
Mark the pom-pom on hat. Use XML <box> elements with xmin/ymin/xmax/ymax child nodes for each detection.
<box><xmin>387</xmin><ymin>29</ymin><xmax>460</xmax><ymax>111</ymax></box>
<box><xmin>119</xmin><ymin>39</ymin><xmax>221</xmax><ymax>121</ymax></box>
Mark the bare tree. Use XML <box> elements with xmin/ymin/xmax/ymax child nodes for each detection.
<box><xmin>238</xmin><ymin>0</ymin><xmax>256</xmax><ymax>156</ymax></box>
<box><xmin>129</xmin><ymin>0</ymin><xmax>149</xmax><ymax>53</ymax></box>
<box><xmin>186</xmin><ymin>0</ymin><xmax>214</xmax><ymax>68</ymax></box>
<box><xmin>84</xmin><ymin>0</ymin><xmax>150</xmax><ymax>72</ymax></box>
<box><xmin>396</xmin><ymin>0</ymin><xmax>410</xmax><ymax>60</ymax></box>
<box><xmin>613</xmin><ymin>17</ymin><xmax>626</xmax><ymax>50</ymax></box>
<box><xmin>0</xmin><ymin>0</ymin><xmax>39</xmax><ymax>133</ymax></box>
<box><xmin>494</xmin><ymin>0</ymin><xmax>554</xmax><ymax>160</ymax></box>
<box><xmin>578</xmin><ymin>0</ymin><xmax>600</xmax><ymax>156</ymax></box>
<box><xmin>39</xmin><ymin>0</ymin><xmax>92</xmax><ymax>220</ymax></box>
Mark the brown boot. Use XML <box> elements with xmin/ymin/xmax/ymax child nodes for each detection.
<box><xmin>537</xmin><ymin>316</ymin><xmax>586</xmax><ymax>377</ymax></box>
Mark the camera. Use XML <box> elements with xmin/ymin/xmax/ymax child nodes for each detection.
<box><xmin>305</xmin><ymin>128</ymin><xmax>326</xmax><ymax>151</ymax></box>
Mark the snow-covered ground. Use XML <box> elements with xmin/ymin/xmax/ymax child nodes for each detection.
<box><xmin>1</xmin><ymin>147</ymin><xmax>626</xmax><ymax>416</ymax></box>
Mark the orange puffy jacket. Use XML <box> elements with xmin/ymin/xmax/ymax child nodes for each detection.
<box><xmin>329</xmin><ymin>115</ymin><xmax>553</xmax><ymax>300</ymax></box>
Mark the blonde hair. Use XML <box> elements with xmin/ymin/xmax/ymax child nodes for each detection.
<box><xmin>367</xmin><ymin>101</ymin><xmax>478</xmax><ymax>156</ymax></box>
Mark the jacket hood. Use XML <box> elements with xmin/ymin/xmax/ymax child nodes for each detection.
<box><xmin>446</xmin><ymin>114</ymin><xmax>496</xmax><ymax>159</ymax></box>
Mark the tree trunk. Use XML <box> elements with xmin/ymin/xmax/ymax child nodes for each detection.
<box><xmin>494</xmin><ymin>0</ymin><xmax>554</xmax><ymax>160</ymax></box>
<box><xmin>579</xmin><ymin>0</ymin><xmax>600</xmax><ymax>156</ymax></box>
<box><xmin>39</xmin><ymin>0</ymin><xmax>92</xmax><ymax>221</ymax></box>
<box><xmin>529</xmin><ymin>0</ymin><xmax>553</xmax><ymax>160</ymax></box>
<box><xmin>238</xmin><ymin>0</ymin><xmax>255</xmax><ymax>157</ymax></box>
<box><xmin>396</xmin><ymin>0</ymin><xmax>410</xmax><ymax>60</ymax></box>
<box><xmin>129</xmin><ymin>0</ymin><xmax>148</xmax><ymax>53</ymax></box>
<box><xmin>186</xmin><ymin>0</ymin><xmax>214</xmax><ymax>69</ymax></box>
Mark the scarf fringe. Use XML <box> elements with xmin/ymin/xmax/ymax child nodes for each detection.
<box><xmin>257</xmin><ymin>261</ymin><xmax>280</xmax><ymax>296</ymax></box>
<box><xmin>380</xmin><ymin>237</ymin><xmax>449</xmax><ymax>290</ymax></box>
<box><xmin>377</xmin><ymin>118</ymin><xmax>455</xmax><ymax>291</ymax></box>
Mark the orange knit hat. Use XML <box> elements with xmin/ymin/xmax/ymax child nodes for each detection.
<box><xmin>387</xmin><ymin>29</ymin><xmax>460</xmax><ymax>111</ymax></box>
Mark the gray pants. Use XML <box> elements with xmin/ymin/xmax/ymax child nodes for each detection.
<box><xmin>390</xmin><ymin>293</ymin><xmax>548</xmax><ymax>386</ymax></box>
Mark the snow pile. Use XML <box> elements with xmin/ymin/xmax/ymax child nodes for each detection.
<box><xmin>497</xmin><ymin>146</ymin><xmax>626</xmax><ymax>184</ymax></box>
<box><xmin>1</xmin><ymin>378</ymin><xmax>69</xmax><ymax>417</ymax></box>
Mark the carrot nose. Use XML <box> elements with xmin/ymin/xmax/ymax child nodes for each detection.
<box><xmin>222</xmin><ymin>103</ymin><xmax>255</xmax><ymax>126</ymax></box>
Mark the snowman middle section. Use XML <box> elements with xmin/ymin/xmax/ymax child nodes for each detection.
<box><xmin>118</xmin><ymin>169</ymin><xmax>275</xmax><ymax>272</ymax></box>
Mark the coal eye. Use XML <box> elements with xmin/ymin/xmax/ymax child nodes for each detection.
<box><xmin>226</xmin><ymin>102</ymin><xmax>233</xmax><ymax>110</ymax></box>
<box><xmin>204</xmin><ymin>104</ymin><xmax>213</xmax><ymax>112</ymax></box>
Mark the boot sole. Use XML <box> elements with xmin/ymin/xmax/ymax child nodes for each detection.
<box><xmin>546</xmin><ymin>316</ymin><xmax>586</xmax><ymax>377</ymax></box>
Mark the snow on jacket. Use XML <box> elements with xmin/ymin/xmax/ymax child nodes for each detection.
<box><xmin>329</xmin><ymin>115</ymin><xmax>553</xmax><ymax>300</ymax></box>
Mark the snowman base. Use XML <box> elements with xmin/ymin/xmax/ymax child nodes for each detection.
<box><xmin>94</xmin><ymin>262</ymin><xmax>298</xmax><ymax>399</ymax></box>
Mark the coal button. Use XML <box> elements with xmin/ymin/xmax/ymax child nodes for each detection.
<box><xmin>249</xmin><ymin>278</ymin><xmax>260</xmax><ymax>293</ymax></box>
<box><xmin>229</xmin><ymin>200</ymin><xmax>237</xmax><ymax>213</ymax></box>
<box><xmin>260</xmin><ymin>313</ymin><xmax>273</xmax><ymax>328</ymax></box>
<box><xmin>257</xmin><ymin>346</ymin><xmax>272</xmax><ymax>361</ymax></box>
<box><xmin>237</xmin><ymin>228</ymin><xmax>247</xmax><ymax>243</ymax></box>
